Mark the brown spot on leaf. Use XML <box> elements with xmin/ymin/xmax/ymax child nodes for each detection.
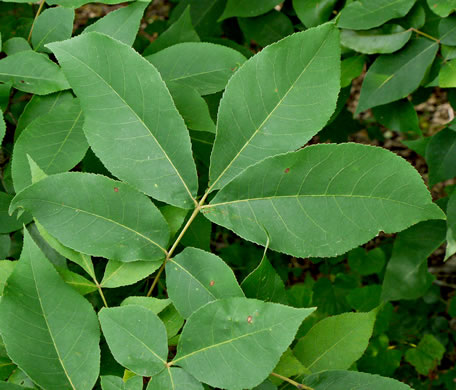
<box><xmin>284</xmin><ymin>168</ymin><xmax>290</xmax><ymax>173</ymax></box>
<box><xmin>247</xmin><ymin>315</ymin><xmax>253</xmax><ymax>324</ymax></box>
<box><xmin>114</xmin><ymin>187</ymin><xmax>119</xmax><ymax>192</ymax></box>
<box><xmin>210</xmin><ymin>280</ymin><xmax>215</xmax><ymax>286</ymax></box>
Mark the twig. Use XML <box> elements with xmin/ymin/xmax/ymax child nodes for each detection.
<box><xmin>27</xmin><ymin>0</ymin><xmax>46</xmax><ymax>42</ymax></box>
<box><xmin>270</xmin><ymin>372</ymin><xmax>314</xmax><ymax>390</ymax></box>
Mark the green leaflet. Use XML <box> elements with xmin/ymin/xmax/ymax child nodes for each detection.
<box><xmin>356</xmin><ymin>38</ymin><xmax>438</xmax><ymax>113</ymax></box>
<box><xmin>48</xmin><ymin>32</ymin><xmax>198</xmax><ymax>209</ymax></box>
<box><xmin>347</xmin><ymin>285</ymin><xmax>382</xmax><ymax>312</ymax></box>
<box><xmin>348</xmin><ymin>247</ymin><xmax>386</xmax><ymax>276</ymax></box>
<box><xmin>302</xmin><ymin>370</ymin><xmax>412</xmax><ymax>389</ymax></box>
<box><xmin>167</xmin><ymin>83</ymin><xmax>215</xmax><ymax>133</ymax></box>
<box><xmin>405</xmin><ymin>334</ymin><xmax>445</xmax><ymax>375</ymax></box>
<box><xmin>0</xmin><ymin>51</ymin><xmax>69</xmax><ymax>95</ymax></box>
<box><xmin>271</xmin><ymin>349</ymin><xmax>308</xmax><ymax>385</ymax></box>
<box><xmin>381</xmin><ymin>220</ymin><xmax>447</xmax><ymax>301</ymax></box>
<box><xmin>238</xmin><ymin>11</ymin><xmax>294</xmax><ymax>47</ymax></box>
<box><xmin>143</xmin><ymin>6</ymin><xmax>200</xmax><ymax>55</ymax></box>
<box><xmin>32</xmin><ymin>7</ymin><xmax>74</xmax><ymax>53</ymax></box>
<box><xmin>12</xmin><ymin>99</ymin><xmax>88</xmax><ymax>193</ymax></box>
<box><xmin>10</xmin><ymin>172</ymin><xmax>170</xmax><ymax>262</ymax></box>
<box><xmin>46</xmin><ymin>0</ymin><xmax>136</xmax><ymax>8</ymax></box>
<box><xmin>372</xmin><ymin>99</ymin><xmax>422</xmax><ymax>136</ymax></box>
<box><xmin>120</xmin><ymin>297</ymin><xmax>183</xmax><ymax>340</ymax></box>
<box><xmin>0</xmin><ymin>230</ymin><xmax>100</xmax><ymax>390</ymax></box>
<box><xmin>35</xmin><ymin>220</ymin><xmax>95</xmax><ymax>279</ymax></box>
<box><xmin>337</xmin><ymin>0</ymin><xmax>417</xmax><ymax>30</ymax></box>
<box><xmin>220</xmin><ymin>0</ymin><xmax>282</xmax><ymax>20</ymax></box>
<box><xmin>293</xmin><ymin>0</ymin><xmax>338</xmax><ymax>28</ymax></box>
<box><xmin>0</xmin><ymin>192</ymin><xmax>31</xmax><ymax>233</ymax></box>
<box><xmin>425</xmin><ymin>127</ymin><xmax>456</xmax><ymax>186</ymax></box>
<box><xmin>2</xmin><ymin>37</ymin><xmax>31</xmax><ymax>56</ymax></box>
<box><xmin>166</xmin><ymin>247</ymin><xmax>244</xmax><ymax>318</ymax></box>
<box><xmin>121</xmin><ymin>297</ymin><xmax>171</xmax><ymax>314</ymax></box>
<box><xmin>146</xmin><ymin>367</ymin><xmax>203</xmax><ymax>390</ymax></box>
<box><xmin>101</xmin><ymin>259</ymin><xmax>162</xmax><ymax>288</ymax></box>
<box><xmin>209</xmin><ymin>24</ymin><xmax>340</xmax><ymax>191</ymax></box>
<box><xmin>446</xmin><ymin>191</ymin><xmax>456</xmax><ymax>260</ymax></box>
<box><xmin>340</xmin><ymin>25</ymin><xmax>412</xmax><ymax>54</ymax></box>
<box><xmin>173</xmin><ymin>297</ymin><xmax>314</xmax><ymax>389</ymax></box>
<box><xmin>203</xmin><ymin>144</ymin><xmax>444</xmax><ymax>259</ymax></box>
<box><xmin>0</xmin><ymin>115</ymin><xmax>4</xmax><ymax>148</ymax></box>
<box><xmin>0</xmin><ymin>261</ymin><xmax>15</xmax><ymax>295</ymax></box>
<box><xmin>427</xmin><ymin>0</ymin><xmax>456</xmax><ymax>17</ymax></box>
<box><xmin>14</xmin><ymin>91</ymin><xmax>73</xmax><ymax>141</ymax></box>
<box><xmin>146</xmin><ymin>42</ymin><xmax>246</xmax><ymax>95</ymax></box>
<box><xmin>100</xmin><ymin>375</ymin><xmax>143</xmax><ymax>390</ymax></box>
<box><xmin>57</xmin><ymin>268</ymin><xmax>97</xmax><ymax>295</ymax></box>
<box><xmin>99</xmin><ymin>305</ymin><xmax>168</xmax><ymax>376</ymax></box>
<box><xmin>439</xmin><ymin>59</ymin><xmax>456</xmax><ymax>87</ymax></box>
<box><xmin>83</xmin><ymin>2</ymin><xmax>148</xmax><ymax>46</ymax></box>
<box><xmin>294</xmin><ymin>311</ymin><xmax>377</xmax><ymax>372</ymax></box>
<box><xmin>340</xmin><ymin>55</ymin><xmax>366</xmax><ymax>88</ymax></box>
<box><xmin>439</xmin><ymin>15</ymin><xmax>456</xmax><ymax>45</ymax></box>
<box><xmin>241</xmin><ymin>255</ymin><xmax>288</xmax><ymax>304</ymax></box>
<box><xmin>168</xmin><ymin>0</ymin><xmax>226</xmax><ymax>38</ymax></box>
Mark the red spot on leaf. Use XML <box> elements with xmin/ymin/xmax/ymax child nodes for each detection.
<box><xmin>114</xmin><ymin>187</ymin><xmax>119</xmax><ymax>192</ymax></box>
<box><xmin>247</xmin><ymin>316</ymin><xmax>253</xmax><ymax>324</ymax></box>
<box><xmin>284</xmin><ymin>168</ymin><xmax>290</xmax><ymax>173</ymax></box>
<box><xmin>210</xmin><ymin>280</ymin><xmax>215</xmax><ymax>286</ymax></box>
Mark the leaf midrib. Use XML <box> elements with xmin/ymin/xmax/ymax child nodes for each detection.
<box><xmin>206</xmin><ymin>193</ymin><xmax>431</xmax><ymax>211</ymax></box>
<box><xmin>30</xmin><ymin>250</ymin><xmax>77</xmax><ymax>390</ymax></box>
<box><xmin>21</xmin><ymin>197</ymin><xmax>167</xmax><ymax>254</ymax></box>
<box><xmin>55</xmin><ymin>44</ymin><xmax>195</xmax><ymax>204</ymax></box>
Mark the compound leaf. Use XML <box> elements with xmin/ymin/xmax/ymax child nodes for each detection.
<box><xmin>0</xmin><ymin>230</ymin><xmax>100</xmax><ymax>390</ymax></box>
<box><xmin>204</xmin><ymin>144</ymin><xmax>444</xmax><ymax>259</ymax></box>
<box><xmin>48</xmin><ymin>32</ymin><xmax>198</xmax><ymax>209</ymax></box>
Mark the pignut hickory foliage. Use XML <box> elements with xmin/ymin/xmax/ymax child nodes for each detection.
<box><xmin>0</xmin><ymin>0</ymin><xmax>449</xmax><ymax>388</ymax></box>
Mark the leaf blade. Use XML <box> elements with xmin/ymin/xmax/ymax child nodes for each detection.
<box><xmin>48</xmin><ymin>32</ymin><xmax>198</xmax><ymax>208</ymax></box>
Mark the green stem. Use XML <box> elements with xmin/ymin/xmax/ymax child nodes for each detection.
<box><xmin>28</xmin><ymin>0</ymin><xmax>46</xmax><ymax>43</ymax></box>
<box><xmin>146</xmin><ymin>190</ymin><xmax>211</xmax><ymax>297</ymax></box>
<box><xmin>410</xmin><ymin>28</ymin><xmax>440</xmax><ymax>43</ymax></box>
<box><xmin>95</xmin><ymin>281</ymin><xmax>109</xmax><ymax>308</ymax></box>
<box><xmin>270</xmin><ymin>372</ymin><xmax>314</xmax><ymax>390</ymax></box>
